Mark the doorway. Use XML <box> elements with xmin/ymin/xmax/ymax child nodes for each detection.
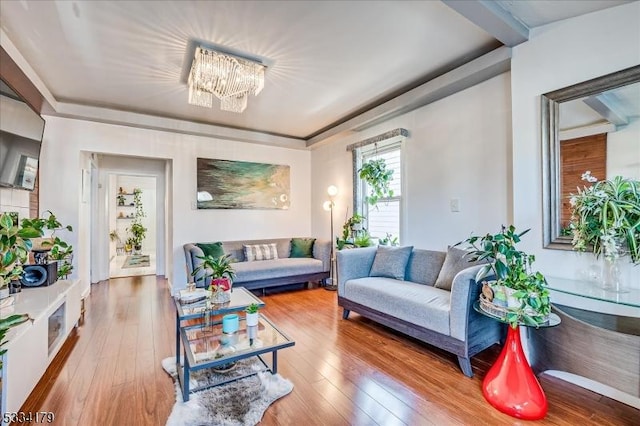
<box><xmin>109</xmin><ymin>174</ymin><xmax>157</xmax><ymax>278</ymax></box>
<box><xmin>90</xmin><ymin>153</ymin><xmax>170</xmax><ymax>284</ymax></box>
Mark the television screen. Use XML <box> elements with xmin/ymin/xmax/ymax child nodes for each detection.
<box><xmin>0</xmin><ymin>80</ymin><xmax>45</xmax><ymax>191</ymax></box>
<box><xmin>0</xmin><ymin>130</ymin><xmax>42</xmax><ymax>190</ymax></box>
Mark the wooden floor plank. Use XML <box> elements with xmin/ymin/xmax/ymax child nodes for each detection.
<box><xmin>14</xmin><ymin>280</ymin><xmax>639</xmax><ymax>425</ymax></box>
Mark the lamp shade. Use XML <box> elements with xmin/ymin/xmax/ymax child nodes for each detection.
<box><xmin>323</xmin><ymin>200</ymin><xmax>333</xmax><ymax>211</ymax></box>
<box><xmin>327</xmin><ymin>185</ymin><xmax>338</xmax><ymax>197</ymax></box>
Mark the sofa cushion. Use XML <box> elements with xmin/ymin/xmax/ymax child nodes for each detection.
<box><xmin>233</xmin><ymin>258</ymin><xmax>324</xmax><ymax>283</ymax></box>
<box><xmin>434</xmin><ymin>246</ymin><xmax>479</xmax><ymax>291</ymax></box>
<box><xmin>405</xmin><ymin>249</ymin><xmax>447</xmax><ymax>285</ymax></box>
<box><xmin>244</xmin><ymin>243</ymin><xmax>279</xmax><ymax>261</ymax></box>
<box><xmin>343</xmin><ymin>277</ymin><xmax>451</xmax><ymax>336</ymax></box>
<box><xmin>196</xmin><ymin>242</ymin><xmax>224</xmax><ymax>259</ymax></box>
<box><xmin>290</xmin><ymin>238</ymin><xmax>316</xmax><ymax>258</ymax></box>
<box><xmin>369</xmin><ymin>246</ymin><xmax>413</xmax><ymax>280</ymax></box>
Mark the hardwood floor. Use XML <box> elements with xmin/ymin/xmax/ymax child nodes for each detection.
<box><xmin>17</xmin><ymin>276</ymin><xmax>638</xmax><ymax>425</ymax></box>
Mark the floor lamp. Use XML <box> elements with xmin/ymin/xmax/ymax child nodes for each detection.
<box><xmin>324</xmin><ymin>185</ymin><xmax>338</xmax><ymax>291</ymax></box>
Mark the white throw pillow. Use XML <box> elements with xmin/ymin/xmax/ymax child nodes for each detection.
<box><xmin>244</xmin><ymin>243</ymin><xmax>279</xmax><ymax>261</ymax></box>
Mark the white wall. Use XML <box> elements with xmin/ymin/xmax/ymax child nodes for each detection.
<box><xmin>0</xmin><ymin>188</ymin><xmax>29</xmax><ymax>219</ymax></box>
<box><xmin>311</xmin><ymin>73</ymin><xmax>512</xmax><ymax>250</ymax></box>
<box><xmin>511</xmin><ymin>2</ymin><xmax>640</xmax><ymax>287</ymax></box>
<box><xmin>39</xmin><ymin>116</ymin><xmax>312</xmax><ymax>293</ymax></box>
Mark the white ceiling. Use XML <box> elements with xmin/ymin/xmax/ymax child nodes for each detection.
<box><xmin>0</xmin><ymin>1</ymin><xmax>631</xmax><ymax>141</ymax></box>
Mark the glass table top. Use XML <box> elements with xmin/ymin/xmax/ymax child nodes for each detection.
<box><xmin>473</xmin><ymin>301</ymin><xmax>561</xmax><ymax>328</ymax></box>
<box><xmin>545</xmin><ymin>276</ymin><xmax>640</xmax><ymax>308</ymax></box>
<box><xmin>175</xmin><ymin>287</ymin><xmax>264</xmax><ymax>319</ymax></box>
<box><xmin>181</xmin><ymin>315</ymin><xmax>294</xmax><ymax>367</ymax></box>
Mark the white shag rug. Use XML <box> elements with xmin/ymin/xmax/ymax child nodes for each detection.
<box><xmin>162</xmin><ymin>357</ymin><xmax>293</xmax><ymax>426</ymax></box>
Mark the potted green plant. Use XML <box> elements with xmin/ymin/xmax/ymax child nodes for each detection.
<box><xmin>48</xmin><ymin>237</ymin><xmax>74</xmax><ymax>279</ymax></box>
<box><xmin>336</xmin><ymin>213</ymin><xmax>369</xmax><ymax>250</ymax></box>
<box><xmin>0</xmin><ymin>212</ymin><xmax>43</xmax><ymax>299</ymax></box>
<box><xmin>379</xmin><ymin>233</ymin><xmax>399</xmax><ymax>246</ymax></box>
<box><xmin>117</xmin><ymin>194</ymin><xmax>126</xmax><ymax>206</ymax></box>
<box><xmin>128</xmin><ymin>222</ymin><xmax>147</xmax><ymax>253</ymax></box>
<box><xmin>192</xmin><ymin>254</ymin><xmax>236</xmax><ymax>303</ymax></box>
<box><xmin>124</xmin><ymin>238</ymin><xmax>135</xmax><ymax>254</ymax></box>
<box><xmin>359</xmin><ymin>158</ymin><xmax>394</xmax><ymax>205</ymax></box>
<box><xmin>569</xmin><ymin>172</ymin><xmax>640</xmax><ymax>289</ymax></box>
<box><xmin>245</xmin><ymin>303</ymin><xmax>260</xmax><ymax>326</ymax></box>
<box><xmin>458</xmin><ymin>225</ymin><xmax>551</xmax><ymax>328</ymax></box>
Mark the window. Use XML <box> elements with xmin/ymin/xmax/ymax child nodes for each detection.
<box><xmin>356</xmin><ymin>142</ymin><xmax>402</xmax><ymax>242</ymax></box>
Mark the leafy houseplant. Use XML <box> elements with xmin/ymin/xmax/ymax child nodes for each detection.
<box><xmin>458</xmin><ymin>225</ymin><xmax>550</xmax><ymax>328</ymax></box>
<box><xmin>0</xmin><ymin>314</ymin><xmax>32</xmax><ymax>370</ymax></box>
<box><xmin>359</xmin><ymin>158</ymin><xmax>394</xmax><ymax>205</ymax></box>
<box><xmin>0</xmin><ymin>212</ymin><xmax>43</xmax><ymax>297</ymax></box>
<box><xmin>192</xmin><ymin>254</ymin><xmax>236</xmax><ymax>303</ymax></box>
<box><xmin>117</xmin><ymin>194</ymin><xmax>126</xmax><ymax>206</ymax></box>
<box><xmin>335</xmin><ymin>213</ymin><xmax>373</xmax><ymax>250</ymax></box>
<box><xmin>569</xmin><ymin>172</ymin><xmax>640</xmax><ymax>264</ymax></box>
<box><xmin>127</xmin><ymin>188</ymin><xmax>147</xmax><ymax>252</ymax></box>
<box><xmin>128</xmin><ymin>222</ymin><xmax>147</xmax><ymax>250</ymax></box>
<box><xmin>379</xmin><ymin>233</ymin><xmax>399</xmax><ymax>246</ymax></box>
<box><xmin>245</xmin><ymin>302</ymin><xmax>260</xmax><ymax>326</ymax></box>
<box><xmin>22</xmin><ymin>211</ymin><xmax>74</xmax><ymax>279</ymax></box>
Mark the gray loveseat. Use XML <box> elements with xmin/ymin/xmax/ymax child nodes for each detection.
<box><xmin>337</xmin><ymin>246</ymin><xmax>503</xmax><ymax>377</ymax></box>
<box><xmin>184</xmin><ymin>238</ymin><xmax>331</xmax><ymax>292</ymax></box>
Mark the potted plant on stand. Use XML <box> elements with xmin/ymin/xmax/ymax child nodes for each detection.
<box><xmin>569</xmin><ymin>171</ymin><xmax>640</xmax><ymax>291</ymax></box>
<box><xmin>192</xmin><ymin>254</ymin><xmax>236</xmax><ymax>303</ymax></box>
<box><xmin>458</xmin><ymin>225</ymin><xmax>551</xmax><ymax>328</ymax></box>
<box><xmin>245</xmin><ymin>303</ymin><xmax>260</xmax><ymax>327</ymax></box>
<box><xmin>128</xmin><ymin>222</ymin><xmax>147</xmax><ymax>254</ymax></box>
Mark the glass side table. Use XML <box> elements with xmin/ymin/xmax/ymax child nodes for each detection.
<box><xmin>474</xmin><ymin>301</ymin><xmax>561</xmax><ymax>420</ymax></box>
<box><xmin>174</xmin><ymin>287</ymin><xmax>265</xmax><ymax>367</ymax></box>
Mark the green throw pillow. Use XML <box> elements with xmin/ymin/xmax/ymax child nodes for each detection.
<box><xmin>290</xmin><ymin>238</ymin><xmax>316</xmax><ymax>258</ymax></box>
<box><xmin>196</xmin><ymin>242</ymin><xmax>224</xmax><ymax>259</ymax></box>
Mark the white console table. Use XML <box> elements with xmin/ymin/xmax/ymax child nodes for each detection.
<box><xmin>528</xmin><ymin>276</ymin><xmax>640</xmax><ymax>409</ymax></box>
<box><xmin>0</xmin><ymin>280</ymin><xmax>82</xmax><ymax>419</ymax></box>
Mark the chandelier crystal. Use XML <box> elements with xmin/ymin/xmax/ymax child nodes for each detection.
<box><xmin>188</xmin><ymin>46</ymin><xmax>265</xmax><ymax>113</ymax></box>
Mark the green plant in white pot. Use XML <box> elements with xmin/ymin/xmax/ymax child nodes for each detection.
<box><xmin>245</xmin><ymin>303</ymin><xmax>260</xmax><ymax>327</ymax></box>
<box><xmin>458</xmin><ymin>225</ymin><xmax>550</xmax><ymax>328</ymax></box>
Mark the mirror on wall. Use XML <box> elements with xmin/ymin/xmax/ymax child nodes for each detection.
<box><xmin>541</xmin><ymin>65</ymin><xmax>640</xmax><ymax>249</ymax></box>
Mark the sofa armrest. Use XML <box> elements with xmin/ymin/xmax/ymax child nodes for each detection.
<box><xmin>449</xmin><ymin>264</ymin><xmax>485</xmax><ymax>341</ymax></box>
<box><xmin>313</xmin><ymin>239</ymin><xmax>331</xmax><ymax>272</ymax></box>
<box><xmin>337</xmin><ymin>247</ymin><xmax>377</xmax><ymax>294</ymax></box>
<box><xmin>183</xmin><ymin>243</ymin><xmax>209</xmax><ymax>287</ymax></box>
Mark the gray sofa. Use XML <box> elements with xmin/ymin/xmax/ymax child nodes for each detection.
<box><xmin>337</xmin><ymin>246</ymin><xmax>503</xmax><ymax>377</ymax></box>
<box><xmin>184</xmin><ymin>238</ymin><xmax>331</xmax><ymax>291</ymax></box>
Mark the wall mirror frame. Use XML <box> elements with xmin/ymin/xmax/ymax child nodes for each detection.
<box><xmin>541</xmin><ymin>64</ymin><xmax>640</xmax><ymax>249</ymax></box>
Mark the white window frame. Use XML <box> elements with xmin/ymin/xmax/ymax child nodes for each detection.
<box><xmin>352</xmin><ymin>135</ymin><xmax>405</xmax><ymax>243</ymax></box>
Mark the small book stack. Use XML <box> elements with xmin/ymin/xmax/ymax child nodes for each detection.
<box><xmin>178</xmin><ymin>288</ymin><xmax>208</xmax><ymax>304</ymax></box>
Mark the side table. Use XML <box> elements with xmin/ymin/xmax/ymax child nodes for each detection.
<box><xmin>474</xmin><ymin>302</ymin><xmax>561</xmax><ymax>420</ymax></box>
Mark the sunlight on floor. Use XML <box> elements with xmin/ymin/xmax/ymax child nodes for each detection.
<box><xmin>109</xmin><ymin>251</ymin><xmax>156</xmax><ymax>278</ymax></box>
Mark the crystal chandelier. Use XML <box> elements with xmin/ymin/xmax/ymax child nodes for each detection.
<box><xmin>188</xmin><ymin>46</ymin><xmax>265</xmax><ymax>113</ymax></box>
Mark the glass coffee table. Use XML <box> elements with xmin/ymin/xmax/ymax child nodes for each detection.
<box><xmin>174</xmin><ymin>287</ymin><xmax>265</xmax><ymax>368</ymax></box>
<box><xmin>178</xmin><ymin>314</ymin><xmax>294</xmax><ymax>401</ymax></box>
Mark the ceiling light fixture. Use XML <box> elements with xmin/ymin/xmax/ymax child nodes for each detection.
<box><xmin>188</xmin><ymin>46</ymin><xmax>265</xmax><ymax>113</ymax></box>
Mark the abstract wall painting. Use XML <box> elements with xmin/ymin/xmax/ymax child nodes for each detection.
<box><xmin>196</xmin><ymin>158</ymin><xmax>290</xmax><ymax>210</ymax></box>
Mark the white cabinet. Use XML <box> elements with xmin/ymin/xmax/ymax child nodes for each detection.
<box><xmin>0</xmin><ymin>280</ymin><xmax>82</xmax><ymax>419</ymax></box>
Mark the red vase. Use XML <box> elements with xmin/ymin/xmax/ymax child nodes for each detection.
<box><xmin>482</xmin><ymin>325</ymin><xmax>548</xmax><ymax>420</ymax></box>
